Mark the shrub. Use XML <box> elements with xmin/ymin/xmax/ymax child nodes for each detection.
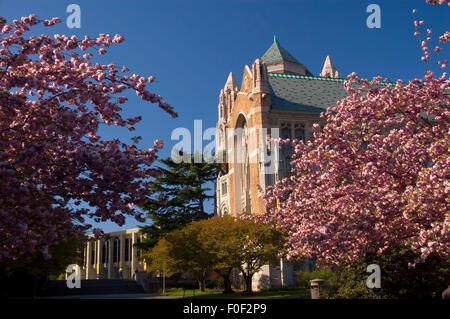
<box><xmin>324</xmin><ymin>246</ymin><xmax>450</xmax><ymax>299</ymax></box>
<box><xmin>295</xmin><ymin>268</ymin><xmax>332</xmax><ymax>289</ymax></box>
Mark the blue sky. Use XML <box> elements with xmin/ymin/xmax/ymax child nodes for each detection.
<box><xmin>2</xmin><ymin>0</ymin><xmax>448</xmax><ymax>232</ymax></box>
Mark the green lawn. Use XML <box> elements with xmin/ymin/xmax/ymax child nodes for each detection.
<box><xmin>159</xmin><ymin>288</ymin><xmax>223</xmax><ymax>297</ymax></box>
<box><xmin>159</xmin><ymin>288</ymin><xmax>310</xmax><ymax>299</ymax></box>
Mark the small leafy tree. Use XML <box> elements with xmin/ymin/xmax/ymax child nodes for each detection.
<box><xmin>235</xmin><ymin>218</ymin><xmax>283</xmax><ymax>294</ymax></box>
<box><xmin>146</xmin><ymin>216</ymin><xmax>282</xmax><ymax>294</ymax></box>
<box><xmin>197</xmin><ymin>216</ymin><xmax>244</xmax><ymax>293</ymax></box>
<box><xmin>164</xmin><ymin>222</ymin><xmax>216</xmax><ymax>292</ymax></box>
<box><xmin>142</xmin><ymin>238</ymin><xmax>177</xmax><ymax>278</ymax></box>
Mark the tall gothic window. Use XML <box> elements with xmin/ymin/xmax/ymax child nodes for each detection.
<box><xmin>234</xmin><ymin>114</ymin><xmax>252</xmax><ymax>215</ymax></box>
<box><xmin>281</xmin><ymin>127</ymin><xmax>291</xmax><ymax>139</ymax></box>
<box><xmin>294</xmin><ymin>124</ymin><xmax>305</xmax><ymax>142</ymax></box>
<box><xmin>221</xmin><ymin>181</ymin><xmax>227</xmax><ymax>196</ymax></box>
<box><xmin>281</xmin><ymin>122</ymin><xmax>292</xmax><ymax>152</ymax></box>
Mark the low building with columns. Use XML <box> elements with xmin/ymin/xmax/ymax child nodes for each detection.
<box><xmin>215</xmin><ymin>38</ymin><xmax>348</xmax><ymax>290</ymax></box>
<box><xmin>81</xmin><ymin>228</ymin><xmax>145</xmax><ymax>280</ymax></box>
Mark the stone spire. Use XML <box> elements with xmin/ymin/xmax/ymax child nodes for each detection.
<box><xmin>224</xmin><ymin>72</ymin><xmax>239</xmax><ymax>91</ymax></box>
<box><xmin>252</xmin><ymin>58</ymin><xmax>269</xmax><ymax>94</ymax></box>
<box><xmin>320</xmin><ymin>55</ymin><xmax>340</xmax><ymax>78</ymax></box>
<box><xmin>218</xmin><ymin>72</ymin><xmax>239</xmax><ymax>123</ymax></box>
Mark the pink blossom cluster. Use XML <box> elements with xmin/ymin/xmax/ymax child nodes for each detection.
<box><xmin>256</xmin><ymin>71</ymin><xmax>449</xmax><ymax>267</ymax></box>
<box><xmin>0</xmin><ymin>15</ymin><xmax>176</xmax><ymax>260</ymax></box>
<box><xmin>425</xmin><ymin>0</ymin><xmax>450</xmax><ymax>5</ymax></box>
<box><xmin>413</xmin><ymin>2</ymin><xmax>449</xmax><ymax>68</ymax></box>
<box><xmin>250</xmin><ymin>0</ymin><xmax>450</xmax><ymax>268</ymax></box>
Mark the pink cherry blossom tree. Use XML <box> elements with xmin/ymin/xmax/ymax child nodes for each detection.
<box><xmin>0</xmin><ymin>14</ymin><xmax>177</xmax><ymax>261</ymax></box>
<box><xmin>257</xmin><ymin>0</ymin><xmax>449</xmax><ymax>267</ymax></box>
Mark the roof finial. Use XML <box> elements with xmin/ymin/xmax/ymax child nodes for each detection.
<box><xmin>320</xmin><ymin>55</ymin><xmax>340</xmax><ymax>78</ymax></box>
<box><xmin>224</xmin><ymin>72</ymin><xmax>239</xmax><ymax>91</ymax></box>
<box><xmin>274</xmin><ymin>35</ymin><xmax>277</xmax><ymax>43</ymax></box>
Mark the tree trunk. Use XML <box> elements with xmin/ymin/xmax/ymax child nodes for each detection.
<box><xmin>197</xmin><ymin>278</ymin><xmax>206</xmax><ymax>292</ymax></box>
<box><xmin>200</xmin><ymin>279</ymin><xmax>206</xmax><ymax>292</ymax></box>
<box><xmin>243</xmin><ymin>272</ymin><xmax>253</xmax><ymax>295</ymax></box>
<box><xmin>195</xmin><ymin>270</ymin><xmax>206</xmax><ymax>292</ymax></box>
<box><xmin>221</xmin><ymin>268</ymin><xmax>234</xmax><ymax>294</ymax></box>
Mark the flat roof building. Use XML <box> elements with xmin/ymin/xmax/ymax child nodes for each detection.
<box><xmin>81</xmin><ymin>228</ymin><xmax>144</xmax><ymax>280</ymax></box>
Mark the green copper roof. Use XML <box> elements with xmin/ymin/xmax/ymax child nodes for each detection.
<box><xmin>268</xmin><ymin>73</ymin><xmax>346</xmax><ymax>82</ymax></box>
<box><xmin>267</xmin><ymin>73</ymin><xmax>348</xmax><ymax>112</ymax></box>
<box><xmin>262</xmin><ymin>39</ymin><xmax>303</xmax><ymax>65</ymax></box>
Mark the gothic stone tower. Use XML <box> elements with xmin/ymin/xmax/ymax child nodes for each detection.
<box><xmin>215</xmin><ymin>38</ymin><xmax>347</xmax><ymax>290</ymax></box>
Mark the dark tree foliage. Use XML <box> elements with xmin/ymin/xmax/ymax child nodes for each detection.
<box><xmin>324</xmin><ymin>246</ymin><xmax>450</xmax><ymax>299</ymax></box>
<box><xmin>0</xmin><ymin>237</ymin><xmax>84</xmax><ymax>298</ymax></box>
<box><xmin>137</xmin><ymin>153</ymin><xmax>218</xmax><ymax>250</ymax></box>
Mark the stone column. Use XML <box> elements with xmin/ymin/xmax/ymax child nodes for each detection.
<box><xmin>119</xmin><ymin>233</ymin><xmax>125</xmax><ymax>276</ymax></box>
<box><xmin>108</xmin><ymin>239</ymin><xmax>113</xmax><ymax>279</ymax></box>
<box><xmin>96</xmin><ymin>239</ymin><xmax>101</xmax><ymax>279</ymax></box>
<box><xmin>131</xmin><ymin>232</ymin><xmax>138</xmax><ymax>275</ymax></box>
<box><xmin>82</xmin><ymin>246</ymin><xmax>86</xmax><ymax>280</ymax></box>
<box><xmin>280</xmin><ymin>258</ymin><xmax>294</xmax><ymax>286</ymax></box>
<box><xmin>86</xmin><ymin>241</ymin><xmax>91</xmax><ymax>279</ymax></box>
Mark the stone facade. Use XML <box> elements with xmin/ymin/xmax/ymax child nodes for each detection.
<box><xmin>215</xmin><ymin>39</ymin><xmax>347</xmax><ymax>290</ymax></box>
<box><xmin>81</xmin><ymin>228</ymin><xmax>145</xmax><ymax>280</ymax></box>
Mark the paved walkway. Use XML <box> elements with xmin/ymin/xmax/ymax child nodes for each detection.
<box><xmin>41</xmin><ymin>293</ymin><xmax>184</xmax><ymax>299</ymax></box>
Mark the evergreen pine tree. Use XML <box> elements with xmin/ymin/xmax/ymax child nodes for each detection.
<box><xmin>138</xmin><ymin>153</ymin><xmax>218</xmax><ymax>250</ymax></box>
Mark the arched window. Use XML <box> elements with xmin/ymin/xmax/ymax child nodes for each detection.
<box><xmin>280</xmin><ymin>122</ymin><xmax>292</xmax><ymax>153</ymax></box>
<box><xmin>281</xmin><ymin>127</ymin><xmax>291</xmax><ymax>139</ymax></box>
<box><xmin>221</xmin><ymin>181</ymin><xmax>227</xmax><ymax>196</ymax></box>
<box><xmin>281</xmin><ymin>122</ymin><xmax>292</xmax><ymax>138</ymax></box>
<box><xmin>294</xmin><ymin>124</ymin><xmax>305</xmax><ymax>142</ymax></box>
<box><xmin>233</xmin><ymin>114</ymin><xmax>252</xmax><ymax>215</ymax></box>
